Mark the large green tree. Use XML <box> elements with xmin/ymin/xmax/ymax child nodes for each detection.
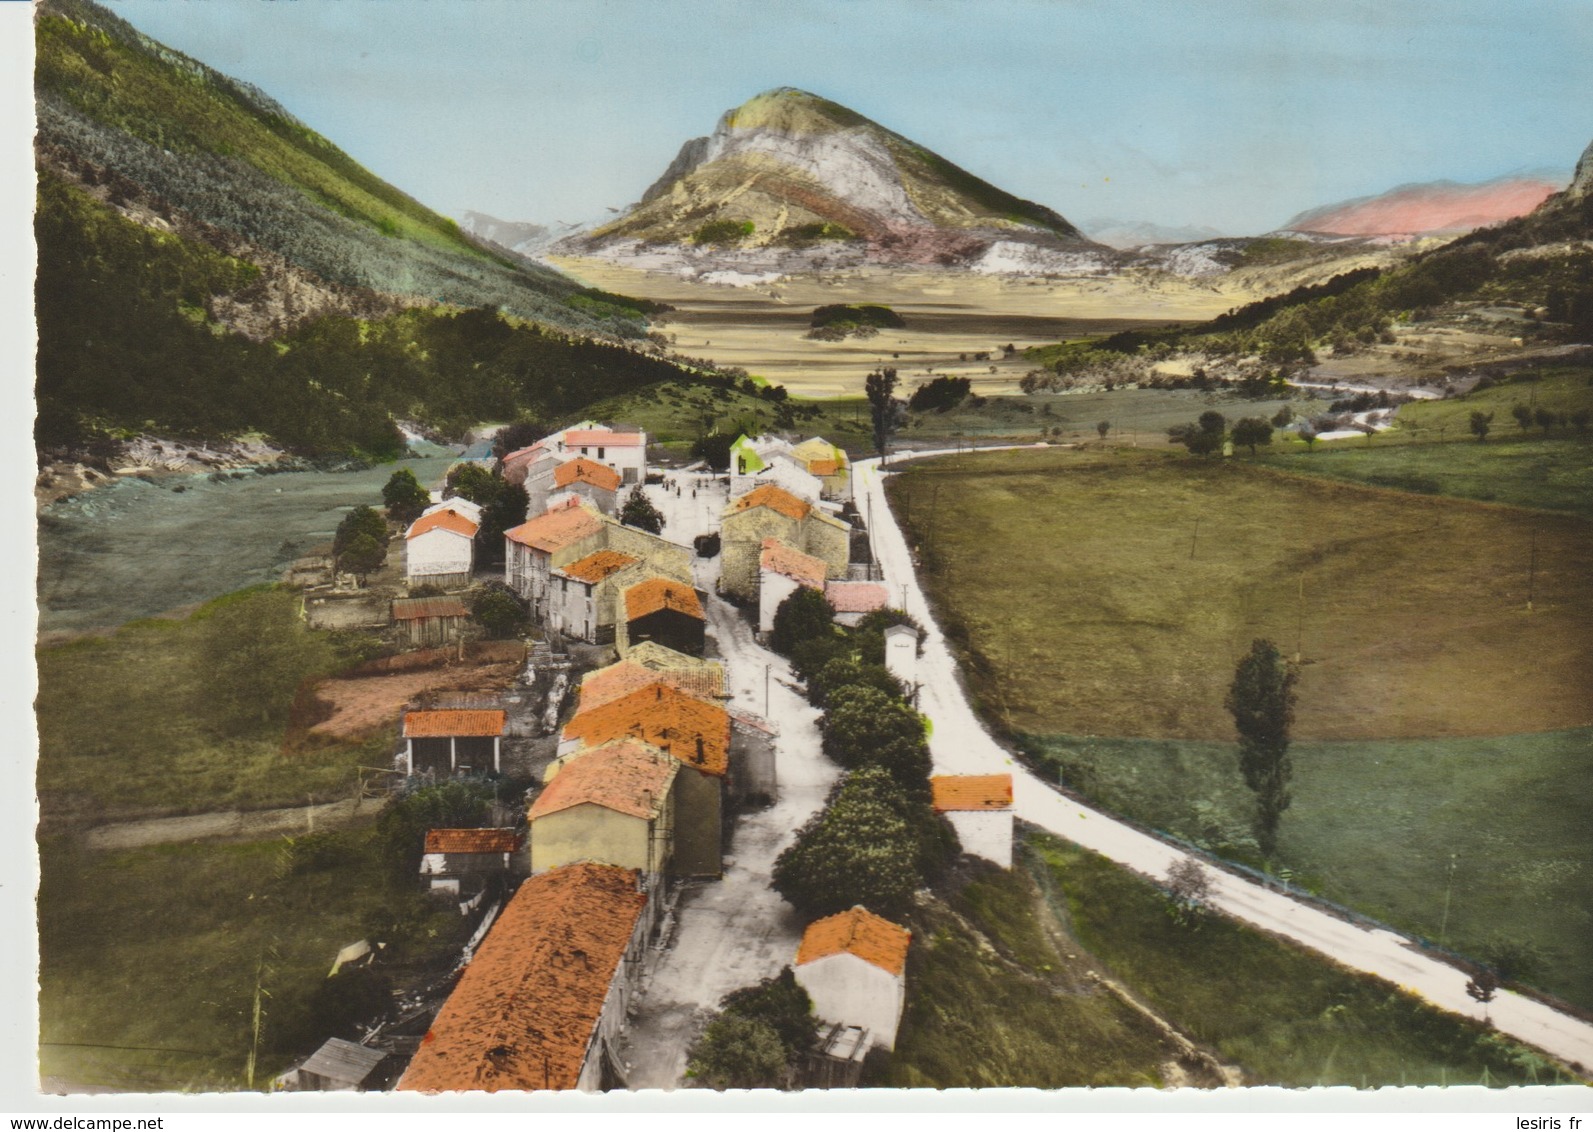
<box><xmin>819</xmin><ymin>685</ymin><xmax>930</xmax><ymax>787</ymax></box>
<box><xmin>382</xmin><ymin>468</ymin><xmax>431</xmax><ymax>524</ymax></box>
<box><xmin>619</xmin><ymin>486</ymin><xmax>665</xmax><ymax>535</ymax></box>
<box><xmin>194</xmin><ymin>588</ymin><xmax>331</xmax><ymax>734</ymax></box>
<box><xmin>866</xmin><ymin>366</ymin><xmax>899</xmax><ymax>459</ymax></box>
<box><xmin>770</xmin><ymin>586</ymin><xmax>835</xmax><ymax>656</ymax></box>
<box><xmin>1224</xmin><ymin>638</ymin><xmax>1298</xmax><ymax>857</ymax></box>
<box><xmin>772</xmin><ymin>771</ymin><xmax>922</xmax><ymax>917</ymax></box>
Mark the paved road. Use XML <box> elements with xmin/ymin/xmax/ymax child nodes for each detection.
<box><xmin>854</xmin><ymin>449</ymin><xmax>1593</xmax><ymax>1073</ymax></box>
<box><xmin>618</xmin><ymin>475</ymin><xmax>840</xmax><ymax>1088</ymax></box>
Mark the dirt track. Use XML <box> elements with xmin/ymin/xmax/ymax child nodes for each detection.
<box><xmin>83</xmin><ymin>797</ymin><xmax>368</xmax><ymax>851</ymax></box>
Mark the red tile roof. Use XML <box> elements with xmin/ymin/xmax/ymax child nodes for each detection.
<box><xmin>397</xmin><ymin>863</ymin><xmax>646</xmax><ymax>1093</ymax></box>
<box><xmin>729</xmin><ymin>483</ymin><xmax>811</xmax><ymax>521</ymax></box>
<box><xmin>578</xmin><ymin>660</ymin><xmax>725</xmax><ymax>711</ymax></box>
<box><xmin>930</xmin><ymin>774</ymin><xmax>1014</xmax><ymax>813</ymax></box>
<box><xmin>424</xmin><ymin>828</ymin><xmax>520</xmax><ymax>854</ymax></box>
<box><xmin>403</xmin><ymin>709</ymin><xmax>507</xmax><ymax>738</ymax></box>
<box><xmin>392</xmin><ymin>597</ymin><xmax>471</xmax><ymax>621</ymax></box>
<box><xmin>795</xmin><ymin>906</ymin><xmax>911</xmax><ymax>976</ymax></box>
<box><xmin>558</xmin><ymin>550</ymin><xmax>639</xmax><ymax>585</ymax></box>
<box><xmin>553</xmin><ymin>457</ymin><xmax>623</xmax><ymax>493</ymax></box>
<box><xmin>623</xmin><ymin>577</ymin><xmax>704</xmax><ymax>622</ymax></box>
<box><xmin>760</xmin><ymin>538</ymin><xmax>826</xmax><ymax>588</ymax></box>
<box><xmin>530</xmin><ymin>740</ymin><xmax>677</xmax><ymax>821</ymax></box>
<box><xmin>563</xmin><ymin>684</ymin><xmax>730</xmax><ymax>777</ymax></box>
<box><xmin>824</xmin><ymin>581</ymin><xmax>890</xmax><ymax>614</ymax></box>
<box><xmin>564</xmin><ymin>429</ymin><xmax>644</xmax><ymax>448</ymax></box>
<box><xmin>807</xmin><ymin>458</ymin><xmax>840</xmax><ymax>477</ymax></box>
<box><xmin>505</xmin><ymin>501</ymin><xmax>604</xmax><ymax>553</ymax></box>
<box><xmin>406</xmin><ymin>510</ymin><xmax>478</xmax><ymax>540</ymax></box>
<box><xmin>502</xmin><ymin>443</ymin><xmax>545</xmax><ymax>466</ymax></box>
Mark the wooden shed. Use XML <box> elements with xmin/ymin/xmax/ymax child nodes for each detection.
<box><xmin>391</xmin><ymin>596</ymin><xmax>470</xmax><ymax>648</ymax></box>
<box><xmin>278</xmin><ymin>1037</ymin><xmax>389</xmax><ymax>1092</ymax></box>
<box><xmin>402</xmin><ymin>709</ymin><xmax>506</xmax><ymax>776</ymax></box>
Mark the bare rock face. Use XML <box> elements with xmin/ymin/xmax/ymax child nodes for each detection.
<box><xmin>560</xmin><ymin>87</ymin><xmax>1114</xmax><ymax>274</ymax></box>
<box><xmin>1569</xmin><ymin>138</ymin><xmax>1593</xmax><ymax>201</ymax></box>
<box><xmin>1281</xmin><ymin>176</ymin><xmax>1569</xmax><ymax>238</ymax></box>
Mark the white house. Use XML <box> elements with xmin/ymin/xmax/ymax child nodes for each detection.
<box><xmin>930</xmin><ymin>774</ymin><xmax>1015</xmax><ymax>868</ymax></box>
<box><xmin>883</xmin><ymin>623</ymin><xmax>920</xmax><ymax>698</ymax></box>
<box><xmin>403</xmin><ymin>508</ymin><xmax>478</xmax><ymax>590</ymax></box>
<box><xmin>793</xmin><ymin>906</ymin><xmax>911</xmax><ymax>1051</ymax></box>
<box><xmin>550</xmin><ymin>423</ymin><xmax>648</xmax><ymax>486</ymax></box>
<box><xmin>758</xmin><ymin>537</ymin><xmax>826</xmax><ymax>633</ymax></box>
<box><xmin>422</xmin><ymin>497</ymin><xmax>483</xmax><ymax>525</ymax></box>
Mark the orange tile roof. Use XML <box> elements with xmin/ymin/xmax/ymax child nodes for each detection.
<box><xmin>795</xmin><ymin>906</ymin><xmax>911</xmax><ymax>976</ymax></box>
<box><xmin>930</xmin><ymin>774</ymin><xmax>1014</xmax><ymax>813</ymax></box>
<box><xmin>578</xmin><ymin>660</ymin><xmax>725</xmax><ymax>711</ymax></box>
<box><xmin>530</xmin><ymin>740</ymin><xmax>677</xmax><ymax>821</ymax></box>
<box><xmin>553</xmin><ymin>457</ymin><xmax>623</xmax><ymax>493</ymax></box>
<box><xmin>397</xmin><ymin>863</ymin><xmax>646</xmax><ymax>1093</ymax></box>
<box><xmin>505</xmin><ymin>501</ymin><xmax>604</xmax><ymax>553</ymax></box>
<box><xmin>563</xmin><ymin>684</ymin><xmax>731</xmax><ymax>777</ymax></box>
<box><xmin>558</xmin><ymin>550</ymin><xmax>639</xmax><ymax>585</ymax></box>
<box><xmin>807</xmin><ymin>458</ymin><xmax>840</xmax><ymax>477</ymax></box>
<box><xmin>729</xmin><ymin>483</ymin><xmax>811</xmax><ymax>521</ymax></box>
<box><xmin>424</xmin><ymin>828</ymin><xmax>520</xmax><ymax>854</ymax></box>
<box><xmin>824</xmin><ymin>581</ymin><xmax>890</xmax><ymax>614</ymax></box>
<box><xmin>392</xmin><ymin>596</ymin><xmax>471</xmax><ymax>621</ymax></box>
<box><xmin>623</xmin><ymin>577</ymin><xmax>704</xmax><ymax>622</ymax></box>
<box><xmin>403</xmin><ymin>709</ymin><xmax>507</xmax><ymax>738</ymax></box>
<box><xmin>406</xmin><ymin>510</ymin><xmax>478</xmax><ymax>540</ymax></box>
<box><xmin>502</xmin><ymin>443</ymin><xmax>545</xmax><ymax>466</ymax></box>
<box><xmin>564</xmin><ymin>429</ymin><xmax>644</xmax><ymax>448</ymax></box>
<box><xmin>760</xmin><ymin>538</ymin><xmax>826</xmax><ymax>588</ymax></box>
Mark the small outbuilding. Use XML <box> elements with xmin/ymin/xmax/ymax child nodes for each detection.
<box><xmin>550</xmin><ymin>456</ymin><xmax>622</xmax><ymax>515</ymax></box>
<box><xmin>278</xmin><ymin>1037</ymin><xmax>390</xmax><ymax>1092</ymax></box>
<box><xmin>793</xmin><ymin>906</ymin><xmax>911</xmax><ymax>1051</ymax></box>
<box><xmin>823</xmin><ymin>581</ymin><xmax>890</xmax><ymax>628</ymax></box>
<box><xmin>420</xmin><ymin>827</ymin><xmax>521</xmax><ymax>894</ymax></box>
<box><xmin>404</xmin><ymin>508</ymin><xmax>478</xmax><ymax>590</ymax></box>
<box><xmin>402</xmin><ymin>709</ymin><xmax>506</xmax><ymax>776</ymax></box>
<box><xmin>758</xmin><ymin>538</ymin><xmax>826</xmax><ymax>633</ymax></box>
<box><xmin>930</xmin><ymin>774</ymin><xmax>1015</xmax><ymax>868</ymax></box>
<box><xmin>391</xmin><ymin>595</ymin><xmax>471</xmax><ymax>648</ymax></box>
<box><xmin>619</xmin><ymin>576</ymin><xmax>706</xmax><ymax>657</ymax></box>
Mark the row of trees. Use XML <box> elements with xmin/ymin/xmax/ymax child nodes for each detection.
<box><xmin>767</xmin><ymin>589</ymin><xmax>958</xmax><ymax>919</ymax></box>
<box><xmin>1168</xmin><ymin>411</ymin><xmax>1276</xmax><ymax>456</ymax></box>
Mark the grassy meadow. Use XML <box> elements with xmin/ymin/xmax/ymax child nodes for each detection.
<box><xmin>36</xmin><ymin>587</ymin><xmax>387</xmax><ymax>825</ymax></box>
<box><xmin>38</xmin><ymin>828</ymin><xmax>466</xmax><ymax>1091</ymax></box>
<box><xmin>874</xmin><ymin>835</ymin><xmax>1561</xmax><ymax>1087</ymax></box>
<box><xmin>886</xmin><ymin>446</ymin><xmax>1593</xmax><ymax>742</ymax></box>
<box><xmin>1022</xmin><ymin>730</ymin><xmax>1593</xmax><ymax>1009</ymax></box>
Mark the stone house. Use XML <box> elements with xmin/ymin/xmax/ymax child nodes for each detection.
<box><xmin>391</xmin><ymin>595</ymin><xmax>470</xmax><ymax>648</ymax></box>
<box><xmin>930</xmin><ymin>774</ymin><xmax>1015</xmax><ymax>868</ymax></box>
<box><xmin>507</xmin><ymin>500</ymin><xmax>691</xmax><ymax>628</ymax></box>
<box><xmin>404</xmin><ymin>508</ymin><xmax>478</xmax><ymax>590</ymax></box>
<box><xmin>528</xmin><ymin>739</ymin><xmax>678</xmax><ymax>879</ymax></box>
<box><xmin>401</xmin><ymin>708</ymin><xmax>506</xmax><ymax>776</ymax></box>
<box><xmin>559</xmin><ymin>683</ymin><xmax>731</xmax><ymax>878</ymax></box>
<box><xmin>617</xmin><ymin>576</ymin><xmax>706</xmax><ymax>657</ymax></box>
<box><xmin>546</xmin><ymin>549</ymin><xmax>640</xmax><ymax>644</ymax></box>
<box><xmin>420</xmin><ymin>827</ymin><xmax>521</xmax><ymax>895</ymax></box>
<box><xmin>793</xmin><ymin>906</ymin><xmax>911</xmax><ymax>1051</ymax></box>
<box><xmin>577</xmin><ymin>650</ymin><xmax>726</xmax><ymax>712</ymax></box>
<box><xmin>501</xmin><ymin>442</ymin><xmax>549</xmax><ymax>487</ymax></box>
<box><xmin>548</xmin><ymin>456</ymin><xmax>621</xmax><ymax>515</ymax></box>
<box><xmin>720</xmin><ymin>484</ymin><xmax>850</xmax><ymax>603</ymax></box>
<box><xmin>550</xmin><ymin>423</ymin><xmax>647</xmax><ymax>486</ymax></box>
<box><xmin>397</xmin><ymin>862</ymin><xmax>650</xmax><ymax>1092</ymax></box>
<box><xmin>758</xmin><ymin>538</ymin><xmax>826</xmax><ymax>633</ymax></box>
<box><xmin>728</xmin><ymin>434</ymin><xmax>822</xmax><ymax>503</ymax></box>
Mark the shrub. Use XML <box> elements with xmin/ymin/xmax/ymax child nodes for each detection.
<box><xmin>809</xmin><ymin>656</ymin><xmax>903</xmax><ymax>707</ymax></box>
<box><xmin>770</xmin><ymin>587</ymin><xmax>835</xmax><ymax>656</ymax></box>
<box><xmin>470</xmin><ymin>584</ymin><xmax>527</xmax><ymax>639</ymax></box>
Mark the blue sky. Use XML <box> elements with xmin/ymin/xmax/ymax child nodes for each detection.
<box><xmin>77</xmin><ymin>0</ymin><xmax>1593</xmax><ymax>234</ymax></box>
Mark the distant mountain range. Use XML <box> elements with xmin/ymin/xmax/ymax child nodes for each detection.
<box><xmin>1080</xmin><ymin>218</ymin><xmax>1230</xmax><ymax>250</ymax></box>
<box><xmin>557</xmin><ymin>87</ymin><xmax>1115</xmax><ymax>274</ymax></box>
<box><xmin>1279</xmin><ymin>174</ymin><xmax>1569</xmax><ymax>238</ymax></box>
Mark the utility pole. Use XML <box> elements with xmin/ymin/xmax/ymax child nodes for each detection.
<box><xmin>1295</xmin><ymin>573</ymin><xmax>1305</xmax><ymax>665</ymax></box>
<box><xmin>1438</xmin><ymin>853</ymin><xmax>1458</xmax><ymax>949</ymax></box>
<box><xmin>764</xmin><ymin>663</ymin><xmax>770</xmax><ymax>718</ymax></box>
<box><xmin>1527</xmin><ymin>527</ymin><xmax>1538</xmax><ymax>613</ymax></box>
<box><xmin>1189</xmin><ymin>517</ymin><xmax>1200</xmax><ymax>562</ymax></box>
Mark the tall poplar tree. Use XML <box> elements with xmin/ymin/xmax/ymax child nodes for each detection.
<box><xmin>1224</xmin><ymin>638</ymin><xmax>1298</xmax><ymax>857</ymax></box>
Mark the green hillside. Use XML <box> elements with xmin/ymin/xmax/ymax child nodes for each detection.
<box><xmin>34</xmin><ymin>0</ymin><xmax>694</xmax><ymax>455</ymax></box>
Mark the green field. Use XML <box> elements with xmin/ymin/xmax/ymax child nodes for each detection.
<box><xmin>38</xmin><ymin>829</ymin><xmax>465</xmax><ymax>1091</ymax></box>
<box><xmin>1022</xmin><ymin>730</ymin><xmax>1593</xmax><ymax>1009</ymax></box>
<box><xmin>887</xmin><ymin>447</ymin><xmax>1593</xmax><ymax>743</ymax></box>
<box><xmin>36</xmin><ymin>587</ymin><xmax>381</xmax><ymax>825</ymax></box>
<box><xmin>873</xmin><ymin>835</ymin><xmax>1561</xmax><ymax>1087</ymax></box>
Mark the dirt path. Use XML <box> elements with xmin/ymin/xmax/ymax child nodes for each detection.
<box><xmin>83</xmin><ymin>797</ymin><xmax>368</xmax><ymax>851</ymax></box>
<box><xmin>617</xmin><ymin>482</ymin><xmax>840</xmax><ymax>1089</ymax></box>
<box><xmin>856</xmin><ymin>450</ymin><xmax>1593</xmax><ymax>1074</ymax></box>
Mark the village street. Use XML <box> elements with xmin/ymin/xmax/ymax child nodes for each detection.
<box><xmin>854</xmin><ymin>450</ymin><xmax>1593</xmax><ymax>1073</ymax></box>
<box><xmin>616</xmin><ymin>473</ymin><xmax>841</xmax><ymax>1088</ymax></box>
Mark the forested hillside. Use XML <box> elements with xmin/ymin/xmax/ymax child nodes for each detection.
<box><xmin>34</xmin><ymin>0</ymin><xmax>678</xmax><ymax>456</ymax></box>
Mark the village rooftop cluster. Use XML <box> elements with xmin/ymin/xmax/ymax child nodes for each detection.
<box><xmin>276</xmin><ymin>421</ymin><xmax>1015</xmax><ymax>1093</ymax></box>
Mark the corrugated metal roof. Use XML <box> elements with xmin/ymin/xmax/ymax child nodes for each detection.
<box><xmin>392</xmin><ymin>597</ymin><xmax>470</xmax><ymax>621</ymax></box>
<box><xmin>299</xmin><ymin>1037</ymin><xmax>386</xmax><ymax>1085</ymax></box>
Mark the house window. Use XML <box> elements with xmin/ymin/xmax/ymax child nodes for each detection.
<box><xmin>581</xmin><ymin>447</ymin><xmax>589</xmax><ymax>455</ymax></box>
<box><xmin>598</xmin><ymin>447</ymin><xmax>606</xmax><ymax>460</ymax></box>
